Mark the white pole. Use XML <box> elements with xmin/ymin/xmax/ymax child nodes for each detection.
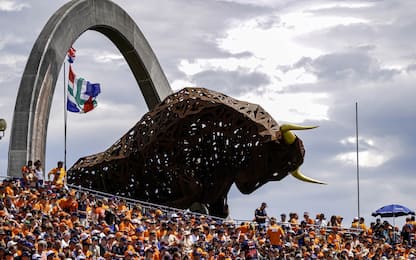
<box><xmin>356</xmin><ymin>102</ymin><xmax>360</xmax><ymax>218</ymax></box>
<box><xmin>64</xmin><ymin>62</ymin><xmax>68</xmax><ymax>183</ymax></box>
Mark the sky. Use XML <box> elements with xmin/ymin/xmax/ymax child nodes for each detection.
<box><xmin>1</xmin><ymin>0</ymin><xmax>416</xmax><ymax>227</ymax></box>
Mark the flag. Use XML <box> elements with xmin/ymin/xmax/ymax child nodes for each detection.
<box><xmin>67</xmin><ymin>65</ymin><xmax>101</xmax><ymax>113</ymax></box>
<box><xmin>67</xmin><ymin>47</ymin><xmax>76</xmax><ymax>63</ymax></box>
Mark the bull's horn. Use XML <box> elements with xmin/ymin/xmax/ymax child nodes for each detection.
<box><xmin>291</xmin><ymin>168</ymin><xmax>326</xmax><ymax>185</ymax></box>
<box><xmin>280</xmin><ymin>124</ymin><xmax>318</xmax><ymax>144</ymax></box>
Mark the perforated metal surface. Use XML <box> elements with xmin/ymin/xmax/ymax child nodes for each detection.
<box><xmin>68</xmin><ymin>87</ymin><xmax>305</xmax><ymax>217</ymax></box>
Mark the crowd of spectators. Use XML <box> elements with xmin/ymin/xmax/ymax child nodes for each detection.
<box><xmin>0</xmin><ymin>176</ymin><xmax>415</xmax><ymax>259</ymax></box>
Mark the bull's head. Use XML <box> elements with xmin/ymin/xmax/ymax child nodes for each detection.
<box><xmin>280</xmin><ymin>124</ymin><xmax>326</xmax><ymax>185</ymax></box>
<box><xmin>235</xmin><ymin>124</ymin><xmax>325</xmax><ymax>194</ymax></box>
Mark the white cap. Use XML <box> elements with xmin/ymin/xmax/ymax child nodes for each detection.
<box><xmin>32</xmin><ymin>254</ymin><xmax>41</xmax><ymax>260</ymax></box>
<box><xmin>80</xmin><ymin>233</ymin><xmax>89</xmax><ymax>241</ymax></box>
<box><xmin>7</xmin><ymin>240</ymin><xmax>17</xmax><ymax>247</ymax></box>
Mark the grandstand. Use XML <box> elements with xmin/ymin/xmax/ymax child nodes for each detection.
<box><xmin>0</xmin><ymin>176</ymin><xmax>415</xmax><ymax>259</ymax></box>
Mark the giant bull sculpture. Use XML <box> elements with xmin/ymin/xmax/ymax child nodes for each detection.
<box><xmin>68</xmin><ymin>87</ymin><xmax>324</xmax><ymax>217</ymax></box>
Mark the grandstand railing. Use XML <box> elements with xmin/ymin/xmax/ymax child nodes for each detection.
<box><xmin>63</xmin><ymin>184</ymin><xmax>384</xmax><ymax>235</ymax></box>
<box><xmin>67</xmin><ymin>183</ymin><xmax>367</xmax><ymax>234</ymax></box>
<box><xmin>66</xmin><ymin>183</ymin><xmax>226</xmax><ymax>222</ymax></box>
<box><xmin>0</xmin><ymin>175</ymin><xmax>381</xmax><ymax>235</ymax></box>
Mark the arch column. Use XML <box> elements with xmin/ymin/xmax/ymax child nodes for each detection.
<box><xmin>8</xmin><ymin>0</ymin><xmax>172</xmax><ymax>177</ymax></box>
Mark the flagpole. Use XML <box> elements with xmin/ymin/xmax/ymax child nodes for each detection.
<box><xmin>64</xmin><ymin>62</ymin><xmax>68</xmax><ymax>173</ymax></box>
<box><xmin>356</xmin><ymin>102</ymin><xmax>360</xmax><ymax>218</ymax></box>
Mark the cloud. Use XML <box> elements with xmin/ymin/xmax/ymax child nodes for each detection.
<box><xmin>292</xmin><ymin>51</ymin><xmax>400</xmax><ymax>82</ymax></box>
<box><xmin>118</xmin><ymin>0</ymin><xmax>269</xmax><ymax>80</ymax></box>
<box><xmin>0</xmin><ymin>33</ymin><xmax>25</xmax><ymax>50</ymax></box>
<box><xmin>406</xmin><ymin>63</ymin><xmax>416</xmax><ymax>72</ymax></box>
<box><xmin>0</xmin><ymin>0</ymin><xmax>29</xmax><ymax>12</ymax></box>
<box><xmin>191</xmin><ymin>69</ymin><xmax>270</xmax><ymax>96</ymax></box>
<box><xmin>0</xmin><ymin>36</ymin><xmax>28</xmax><ymax>83</ymax></box>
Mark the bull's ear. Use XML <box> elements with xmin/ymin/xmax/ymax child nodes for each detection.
<box><xmin>280</xmin><ymin>124</ymin><xmax>318</xmax><ymax>144</ymax></box>
<box><xmin>291</xmin><ymin>168</ymin><xmax>327</xmax><ymax>185</ymax></box>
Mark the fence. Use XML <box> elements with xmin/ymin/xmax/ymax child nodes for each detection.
<box><xmin>0</xmin><ymin>175</ymin><xmax>377</xmax><ymax>235</ymax></box>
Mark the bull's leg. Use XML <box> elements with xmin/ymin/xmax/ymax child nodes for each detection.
<box><xmin>170</xmin><ymin>173</ymin><xmax>202</xmax><ymax>208</ymax></box>
<box><xmin>207</xmin><ymin>195</ymin><xmax>229</xmax><ymax>218</ymax></box>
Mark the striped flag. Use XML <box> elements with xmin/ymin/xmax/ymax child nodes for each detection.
<box><xmin>67</xmin><ymin>64</ymin><xmax>101</xmax><ymax>113</ymax></box>
<box><xmin>67</xmin><ymin>47</ymin><xmax>76</xmax><ymax>63</ymax></box>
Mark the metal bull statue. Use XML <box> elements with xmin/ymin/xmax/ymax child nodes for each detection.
<box><xmin>68</xmin><ymin>87</ymin><xmax>325</xmax><ymax>217</ymax></box>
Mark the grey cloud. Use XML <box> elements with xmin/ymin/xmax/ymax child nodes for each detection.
<box><xmin>0</xmin><ymin>0</ymin><xmax>30</xmax><ymax>12</ymax></box>
<box><xmin>256</xmin><ymin>14</ymin><xmax>281</xmax><ymax>30</ymax></box>
<box><xmin>293</xmin><ymin>51</ymin><xmax>399</xmax><ymax>82</ymax></box>
<box><xmin>231</xmin><ymin>51</ymin><xmax>254</xmax><ymax>59</ymax></box>
<box><xmin>406</xmin><ymin>63</ymin><xmax>416</xmax><ymax>72</ymax></box>
<box><xmin>117</xmin><ymin>0</ymin><xmax>270</xmax><ymax>81</ymax></box>
<box><xmin>297</xmin><ymin>1</ymin><xmax>416</xmax><ymax>69</ymax></box>
<box><xmin>191</xmin><ymin>69</ymin><xmax>270</xmax><ymax>96</ymax></box>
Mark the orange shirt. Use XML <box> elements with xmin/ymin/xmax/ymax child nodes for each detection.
<box><xmin>95</xmin><ymin>207</ymin><xmax>106</xmax><ymax>219</ymax></box>
<box><xmin>63</xmin><ymin>218</ymin><xmax>73</xmax><ymax>229</ymax></box>
<box><xmin>119</xmin><ymin>221</ymin><xmax>135</xmax><ymax>235</ymax></box>
<box><xmin>267</xmin><ymin>224</ymin><xmax>285</xmax><ymax>246</ymax></box>
<box><xmin>58</xmin><ymin>198</ymin><xmax>78</xmax><ymax>213</ymax></box>
<box><xmin>359</xmin><ymin>223</ymin><xmax>367</xmax><ymax>232</ymax></box>
<box><xmin>205</xmin><ymin>233</ymin><xmax>213</xmax><ymax>242</ymax></box>
<box><xmin>50</xmin><ymin>204</ymin><xmax>60</xmax><ymax>216</ymax></box>
<box><xmin>15</xmin><ymin>198</ymin><xmax>26</xmax><ymax>208</ymax></box>
<box><xmin>157</xmin><ymin>229</ymin><xmax>166</xmax><ymax>240</ymax></box>
<box><xmin>118</xmin><ymin>204</ymin><xmax>128</xmax><ymax>212</ymax></box>
<box><xmin>48</xmin><ymin>167</ymin><xmax>66</xmax><ymax>186</ymax></box>
<box><xmin>327</xmin><ymin>233</ymin><xmax>341</xmax><ymax>250</ymax></box>
<box><xmin>33</xmin><ymin>201</ymin><xmax>44</xmax><ymax>212</ymax></box>
<box><xmin>290</xmin><ymin>219</ymin><xmax>299</xmax><ymax>233</ymax></box>
<box><xmin>306</xmin><ymin>218</ymin><xmax>315</xmax><ymax>226</ymax></box>
<box><xmin>238</xmin><ymin>224</ymin><xmax>249</xmax><ymax>234</ymax></box>
<box><xmin>5</xmin><ymin>186</ymin><xmax>14</xmax><ymax>196</ymax></box>
<box><xmin>351</xmin><ymin>221</ymin><xmax>359</xmax><ymax>229</ymax></box>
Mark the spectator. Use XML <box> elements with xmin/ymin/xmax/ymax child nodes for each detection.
<box><xmin>280</xmin><ymin>213</ymin><xmax>291</xmax><ymax>231</ymax></box>
<box><xmin>294</xmin><ymin>220</ymin><xmax>308</xmax><ymax>248</ymax></box>
<box><xmin>254</xmin><ymin>202</ymin><xmax>268</xmax><ymax>230</ymax></box>
<box><xmin>359</xmin><ymin>217</ymin><xmax>368</xmax><ymax>232</ymax></box>
<box><xmin>33</xmin><ymin>160</ymin><xmax>44</xmax><ymax>188</ymax></box>
<box><xmin>57</xmin><ymin>189</ymin><xmax>78</xmax><ymax>214</ymax></box>
<box><xmin>240</xmin><ymin>234</ymin><xmax>258</xmax><ymax>260</ymax></box>
<box><xmin>267</xmin><ymin>217</ymin><xmax>285</xmax><ymax>249</ymax></box>
<box><xmin>351</xmin><ymin>217</ymin><xmax>360</xmax><ymax>229</ymax></box>
<box><xmin>303</xmin><ymin>211</ymin><xmax>315</xmax><ymax>227</ymax></box>
<box><xmin>21</xmin><ymin>160</ymin><xmax>34</xmax><ymax>187</ymax></box>
<box><xmin>289</xmin><ymin>212</ymin><xmax>299</xmax><ymax>232</ymax></box>
<box><xmin>315</xmin><ymin>213</ymin><xmax>327</xmax><ymax>228</ymax></box>
<box><xmin>47</xmin><ymin>161</ymin><xmax>66</xmax><ymax>188</ymax></box>
<box><xmin>77</xmin><ymin>192</ymin><xmax>89</xmax><ymax>226</ymax></box>
<box><xmin>328</xmin><ymin>215</ymin><xmax>339</xmax><ymax>228</ymax></box>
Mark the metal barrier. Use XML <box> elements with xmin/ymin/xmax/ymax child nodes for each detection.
<box><xmin>66</xmin><ymin>183</ymin><xmax>225</xmax><ymax>222</ymax></box>
<box><xmin>0</xmin><ymin>177</ymin><xmax>382</xmax><ymax>235</ymax></box>
<box><xmin>66</xmin><ymin>184</ymin><xmax>366</xmax><ymax>234</ymax></box>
